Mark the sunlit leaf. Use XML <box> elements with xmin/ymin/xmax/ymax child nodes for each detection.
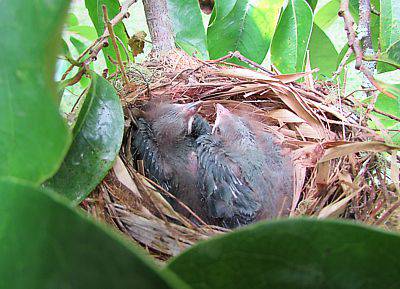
<box><xmin>309</xmin><ymin>24</ymin><xmax>338</xmax><ymax>79</ymax></box>
<box><xmin>167</xmin><ymin>0</ymin><xmax>208</xmax><ymax>59</ymax></box>
<box><xmin>84</xmin><ymin>0</ymin><xmax>130</xmax><ymax>72</ymax></box>
<box><xmin>208</xmin><ymin>0</ymin><xmax>284</xmax><ymax>65</ymax></box>
<box><xmin>271</xmin><ymin>0</ymin><xmax>313</xmax><ymax>73</ymax></box>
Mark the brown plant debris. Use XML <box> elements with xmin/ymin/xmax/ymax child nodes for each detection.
<box><xmin>84</xmin><ymin>49</ymin><xmax>399</xmax><ymax>261</ymax></box>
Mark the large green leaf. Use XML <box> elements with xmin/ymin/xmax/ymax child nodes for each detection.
<box><xmin>380</xmin><ymin>0</ymin><xmax>400</xmax><ymax>52</ymax></box>
<box><xmin>314</xmin><ymin>0</ymin><xmax>360</xmax><ymax>30</ymax></box>
<box><xmin>309</xmin><ymin>24</ymin><xmax>338</xmax><ymax>79</ymax></box>
<box><xmin>306</xmin><ymin>0</ymin><xmax>318</xmax><ymax>11</ymax></box>
<box><xmin>209</xmin><ymin>0</ymin><xmax>237</xmax><ymax>26</ymax></box>
<box><xmin>314</xmin><ymin>0</ymin><xmax>340</xmax><ymax>29</ymax></box>
<box><xmin>271</xmin><ymin>0</ymin><xmax>313</xmax><ymax>73</ymax></box>
<box><xmin>0</xmin><ymin>179</ymin><xmax>185</xmax><ymax>289</ymax></box>
<box><xmin>167</xmin><ymin>0</ymin><xmax>208</xmax><ymax>59</ymax></box>
<box><xmin>167</xmin><ymin>218</ymin><xmax>400</xmax><ymax>289</ymax></box>
<box><xmin>0</xmin><ymin>0</ymin><xmax>71</xmax><ymax>183</ymax></box>
<box><xmin>207</xmin><ymin>0</ymin><xmax>284</xmax><ymax>64</ymax></box>
<box><xmin>378</xmin><ymin>1</ymin><xmax>400</xmax><ymax>72</ymax></box>
<box><xmin>45</xmin><ymin>73</ymin><xmax>124</xmax><ymax>204</ymax></box>
<box><xmin>68</xmin><ymin>25</ymin><xmax>99</xmax><ymax>41</ymax></box>
<box><xmin>84</xmin><ymin>0</ymin><xmax>129</xmax><ymax>72</ymax></box>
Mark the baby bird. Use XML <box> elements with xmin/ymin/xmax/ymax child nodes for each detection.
<box><xmin>197</xmin><ymin>104</ymin><xmax>293</xmax><ymax>228</ymax></box>
<box><xmin>131</xmin><ymin>101</ymin><xmax>211</xmax><ymax>219</ymax></box>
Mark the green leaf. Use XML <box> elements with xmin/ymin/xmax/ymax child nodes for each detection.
<box><xmin>68</xmin><ymin>25</ymin><xmax>99</xmax><ymax>41</ymax></box>
<box><xmin>271</xmin><ymin>0</ymin><xmax>313</xmax><ymax>73</ymax></box>
<box><xmin>0</xmin><ymin>0</ymin><xmax>71</xmax><ymax>183</ymax></box>
<box><xmin>0</xmin><ymin>179</ymin><xmax>185</xmax><ymax>289</ymax></box>
<box><xmin>84</xmin><ymin>0</ymin><xmax>130</xmax><ymax>72</ymax></box>
<box><xmin>67</xmin><ymin>13</ymin><xmax>79</xmax><ymax>26</ymax></box>
<box><xmin>306</xmin><ymin>0</ymin><xmax>318</xmax><ymax>11</ymax></box>
<box><xmin>314</xmin><ymin>1</ymin><xmax>339</xmax><ymax>29</ymax></box>
<box><xmin>70</xmin><ymin>36</ymin><xmax>87</xmax><ymax>54</ymax></box>
<box><xmin>314</xmin><ymin>0</ymin><xmax>360</xmax><ymax>30</ymax></box>
<box><xmin>167</xmin><ymin>0</ymin><xmax>208</xmax><ymax>59</ymax></box>
<box><xmin>380</xmin><ymin>0</ymin><xmax>400</xmax><ymax>52</ymax></box>
<box><xmin>309</xmin><ymin>24</ymin><xmax>338</xmax><ymax>79</ymax></box>
<box><xmin>209</xmin><ymin>0</ymin><xmax>237</xmax><ymax>26</ymax></box>
<box><xmin>44</xmin><ymin>72</ymin><xmax>124</xmax><ymax>204</ymax></box>
<box><xmin>167</xmin><ymin>218</ymin><xmax>400</xmax><ymax>289</ymax></box>
<box><xmin>379</xmin><ymin>40</ymin><xmax>400</xmax><ymax>70</ymax></box>
<box><xmin>336</xmin><ymin>44</ymin><xmax>355</xmax><ymax>67</ymax></box>
<box><xmin>208</xmin><ymin>0</ymin><xmax>284</xmax><ymax>64</ymax></box>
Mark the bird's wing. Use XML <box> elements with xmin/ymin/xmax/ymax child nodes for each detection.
<box><xmin>197</xmin><ymin>135</ymin><xmax>261</xmax><ymax>227</ymax></box>
<box><xmin>131</xmin><ymin>118</ymin><xmax>173</xmax><ymax>191</ymax></box>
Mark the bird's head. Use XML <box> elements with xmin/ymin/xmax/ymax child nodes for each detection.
<box><xmin>147</xmin><ymin>101</ymin><xmax>202</xmax><ymax>141</ymax></box>
<box><xmin>212</xmin><ymin>104</ymin><xmax>253</xmax><ymax>144</ymax></box>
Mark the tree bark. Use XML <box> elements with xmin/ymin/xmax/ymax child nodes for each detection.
<box><xmin>358</xmin><ymin>0</ymin><xmax>376</xmax><ymax>89</ymax></box>
<box><xmin>142</xmin><ymin>0</ymin><xmax>175</xmax><ymax>52</ymax></box>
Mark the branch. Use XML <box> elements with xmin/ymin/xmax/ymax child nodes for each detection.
<box><xmin>61</xmin><ymin>0</ymin><xmax>137</xmax><ymax>81</ymax></box>
<box><xmin>102</xmin><ymin>5</ymin><xmax>129</xmax><ymax>85</ymax></box>
<box><xmin>338</xmin><ymin>0</ymin><xmax>395</xmax><ymax>98</ymax></box>
<box><xmin>338</xmin><ymin>0</ymin><xmax>363</xmax><ymax>69</ymax></box>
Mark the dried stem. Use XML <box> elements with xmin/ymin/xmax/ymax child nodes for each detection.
<box><xmin>61</xmin><ymin>0</ymin><xmax>137</xmax><ymax>81</ymax></box>
<box><xmin>102</xmin><ymin>5</ymin><xmax>129</xmax><ymax>85</ymax></box>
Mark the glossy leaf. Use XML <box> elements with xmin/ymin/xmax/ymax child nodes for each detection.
<box><xmin>314</xmin><ymin>0</ymin><xmax>360</xmax><ymax>30</ymax></box>
<box><xmin>68</xmin><ymin>25</ymin><xmax>98</xmax><ymax>41</ymax></box>
<box><xmin>209</xmin><ymin>0</ymin><xmax>237</xmax><ymax>26</ymax></box>
<box><xmin>380</xmin><ymin>0</ymin><xmax>400</xmax><ymax>52</ymax></box>
<box><xmin>67</xmin><ymin>13</ymin><xmax>79</xmax><ymax>26</ymax></box>
<box><xmin>208</xmin><ymin>0</ymin><xmax>284</xmax><ymax>64</ymax></box>
<box><xmin>167</xmin><ymin>0</ymin><xmax>208</xmax><ymax>59</ymax></box>
<box><xmin>167</xmin><ymin>218</ymin><xmax>400</xmax><ymax>289</ymax></box>
<box><xmin>271</xmin><ymin>0</ymin><xmax>313</xmax><ymax>73</ymax></box>
<box><xmin>309</xmin><ymin>24</ymin><xmax>338</xmax><ymax>79</ymax></box>
<box><xmin>383</xmin><ymin>40</ymin><xmax>400</xmax><ymax>67</ymax></box>
<box><xmin>0</xmin><ymin>179</ymin><xmax>184</xmax><ymax>289</ymax></box>
<box><xmin>45</xmin><ymin>72</ymin><xmax>124</xmax><ymax>204</ymax></box>
<box><xmin>306</xmin><ymin>0</ymin><xmax>318</xmax><ymax>11</ymax></box>
<box><xmin>314</xmin><ymin>0</ymin><xmax>339</xmax><ymax>29</ymax></box>
<box><xmin>378</xmin><ymin>0</ymin><xmax>400</xmax><ymax>72</ymax></box>
<box><xmin>0</xmin><ymin>0</ymin><xmax>71</xmax><ymax>183</ymax></box>
<box><xmin>85</xmin><ymin>0</ymin><xmax>129</xmax><ymax>72</ymax></box>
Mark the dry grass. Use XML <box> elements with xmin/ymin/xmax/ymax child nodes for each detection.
<box><xmin>83</xmin><ymin>49</ymin><xmax>399</xmax><ymax>261</ymax></box>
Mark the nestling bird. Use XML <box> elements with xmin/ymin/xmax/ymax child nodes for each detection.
<box><xmin>131</xmin><ymin>101</ymin><xmax>211</xmax><ymax>220</ymax></box>
<box><xmin>196</xmin><ymin>104</ymin><xmax>293</xmax><ymax>228</ymax></box>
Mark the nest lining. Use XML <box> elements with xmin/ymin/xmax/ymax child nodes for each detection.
<box><xmin>83</xmin><ymin>49</ymin><xmax>399</xmax><ymax>261</ymax></box>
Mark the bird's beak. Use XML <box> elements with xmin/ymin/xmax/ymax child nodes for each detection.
<box><xmin>212</xmin><ymin>103</ymin><xmax>229</xmax><ymax>134</ymax></box>
<box><xmin>184</xmin><ymin>101</ymin><xmax>202</xmax><ymax>135</ymax></box>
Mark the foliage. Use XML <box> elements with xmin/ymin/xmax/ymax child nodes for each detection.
<box><xmin>1</xmin><ymin>0</ymin><xmax>400</xmax><ymax>287</ymax></box>
<box><xmin>0</xmin><ymin>0</ymin><xmax>71</xmax><ymax>184</ymax></box>
<box><xmin>44</xmin><ymin>72</ymin><xmax>124</xmax><ymax>204</ymax></box>
<box><xmin>168</xmin><ymin>219</ymin><xmax>400</xmax><ymax>289</ymax></box>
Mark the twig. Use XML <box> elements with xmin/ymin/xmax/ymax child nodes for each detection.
<box><xmin>374</xmin><ymin>199</ymin><xmax>400</xmax><ymax>225</ymax></box>
<box><xmin>103</xmin><ymin>5</ymin><xmax>129</xmax><ymax>85</ymax></box>
<box><xmin>333</xmin><ymin>47</ymin><xmax>353</xmax><ymax>78</ymax></box>
<box><xmin>338</xmin><ymin>0</ymin><xmax>395</xmax><ymax>98</ymax></box>
<box><xmin>208</xmin><ymin>51</ymin><xmax>275</xmax><ymax>75</ymax></box>
<box><xmin>61</xmin><ymin>0</ymin><xmax>136</xmax><ymax>81</ymax></box>
<box><xmin>338</xmin><ymin>0</ymin><xmax>363</xmax><ymax>69</ymax></box>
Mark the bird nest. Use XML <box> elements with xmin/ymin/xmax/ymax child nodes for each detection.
<box><xmin>82</xmin><ymin>49</ymin><xmax>399</xmax><ymax>261</ymax></box>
